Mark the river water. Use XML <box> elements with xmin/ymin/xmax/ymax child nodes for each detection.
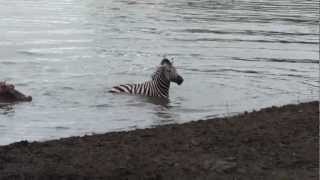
<box><xmin>0</xmin><ymin>0</ymin><xmax>318</xmax><ymax>145</ymax></box>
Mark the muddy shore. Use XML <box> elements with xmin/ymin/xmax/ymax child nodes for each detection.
<box><xmin>0</xmin><ymin>101</ymin><xmax>318</xmax><ymax>180</ymax></box>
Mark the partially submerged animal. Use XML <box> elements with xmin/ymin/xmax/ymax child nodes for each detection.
<box><xmin>110</xmin><ymin>58</ymin><xmax>184</xmax><ymax>98</ymax></box>
<box><xmin>0</xmin><ymin>82</ymin><xmax>32</xmax><ymax>102</ymax></box>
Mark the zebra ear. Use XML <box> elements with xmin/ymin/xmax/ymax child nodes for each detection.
<box><xmin>161</xmin><ymin>58</ymin><xmax>171</xmax><ymax>66</ymax></box>
<box><xmin>170</xmin><ymin>58</ymin><xmax>174</xmax><ymax>64</ymax></box>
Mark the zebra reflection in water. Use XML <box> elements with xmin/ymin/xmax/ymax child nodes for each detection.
<box><xmin>109</xmin><ymin>58</ymin><xmax>184</xmax><ymax>99</ymax></box>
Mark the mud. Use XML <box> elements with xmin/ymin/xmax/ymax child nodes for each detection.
<box><xmin>0</xmin><ymin>101</ymin><xmax>318</xmax><ymax>180</ymax></box>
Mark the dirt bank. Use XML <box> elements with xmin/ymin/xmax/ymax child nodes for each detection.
<box><xmin>0</xmin><ymin>101</ymin><xmax>318</xmax><ymax>180</ymax></box>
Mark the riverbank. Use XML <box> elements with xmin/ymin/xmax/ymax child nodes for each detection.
<box><xmin>0</xmin><ymin>101</ymin><xmax>318</xmax><ymax>180</ymax></box>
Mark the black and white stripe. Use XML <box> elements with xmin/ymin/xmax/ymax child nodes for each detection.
<box><xmin>109</xmin><ymin>58</ymin><xmax>183</xmax><ymax>99</ymax></box>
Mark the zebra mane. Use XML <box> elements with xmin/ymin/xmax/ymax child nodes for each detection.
<box><xmin>151</xmin><ymin>65</ymin><xmax>165</xmax><ymax>80</ymax></box>
<box><xmin>151</xmin><ymin>58</ymin><xmax>173</xmax><ymax>80</ymax></box>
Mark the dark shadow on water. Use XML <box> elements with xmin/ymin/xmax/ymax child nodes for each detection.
<box><xmin>143</xmin><ymin>96</ymin><xmax>170</xmax><ymax>108</ymax></box>
<box><xmin>142</xmin><ymin>96</ymin><xmax>179</xmax><ymax>126</ymax></box>
<box><xmin>0</xmin><ymin>103</ymin><xmax>15</xmax><ymax>115</ymax></box>
<box><xmin>110</xmin><ymin>94</ymin><xmax>179</xmax><ymax>125</ymax></box>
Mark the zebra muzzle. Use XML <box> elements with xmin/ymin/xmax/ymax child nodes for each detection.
<box><xmin>175</xmin><ymin>75</ymin><xmax>184</xmax><ymax>85</ymax></box>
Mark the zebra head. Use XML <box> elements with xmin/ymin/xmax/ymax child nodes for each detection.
<box><xmin>153</xmin><ymin>58</ymin><xmax>184</xmax><ymax>85</ymax></box>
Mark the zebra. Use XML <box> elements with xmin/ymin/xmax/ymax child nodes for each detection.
<box><xmin>109</xmin><ymin>58</ymin><xmax>184</xmax><ymax>98</ymax></box>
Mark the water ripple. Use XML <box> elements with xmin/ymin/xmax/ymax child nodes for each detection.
<box><xmin>232</xmin><ymin>57</ymin><xmax>319</xmax><ymax>64</ymax></box>
<box><xmin>0</xmin><ymin>0</ymin><xmax>318</xmax><ymax>145</ymax></box>
<box><xmin>171</xmin><ymin>37</ymin><xmax>317</xmax><ymax>45</ymax></box>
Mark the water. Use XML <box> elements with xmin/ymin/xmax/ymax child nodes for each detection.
<box><xmin>0</xmin><ymin>0</ymin><xmax>318</xmax><ymax>145</ymax></box>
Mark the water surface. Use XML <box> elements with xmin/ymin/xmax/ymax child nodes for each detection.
<box><xmin>0</xmin><ymin>0</ymin><xmax>318</xmax><ymax>145</ymax></box>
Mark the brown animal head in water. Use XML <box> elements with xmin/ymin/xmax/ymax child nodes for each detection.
<box><xmin>0</xmin><ymin>82</ymin><xmax>32</xmax><ymax>102</ymax></box>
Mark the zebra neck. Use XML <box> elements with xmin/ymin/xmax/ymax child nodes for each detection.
<box><xmin>154</xmin><ymin>74</ymin><xmax>170</xmax><ymax>98</ymax></box>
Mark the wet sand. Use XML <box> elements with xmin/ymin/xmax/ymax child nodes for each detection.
<box><xmin>0</xmin><ymin>101</ymin><xmax>318</xmax><ymax>180</ymax></box>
